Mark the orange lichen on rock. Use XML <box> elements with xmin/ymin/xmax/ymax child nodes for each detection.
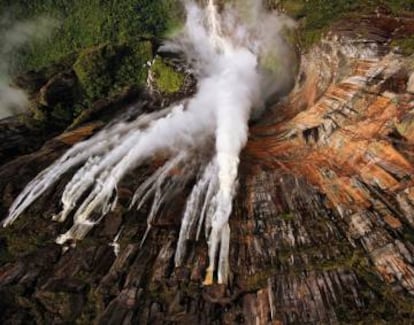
<box><xmin>383</xmin><ymin>214</ymin><xmax>402</xmax><ymax>229</ymax></box>
<box><xmin>56</xmin><ymin>122</ymin><xmax>104</xmax><ymax>145</ymax></box>
<box><xmin>242</xmin><ymin>25</ymin><xmax>414</xmax><ymax>293</ymax></box>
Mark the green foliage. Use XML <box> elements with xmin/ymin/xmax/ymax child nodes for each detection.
<box><xmin>0</xmin><ymin>1</ymin><xmax>183</xmax><ymax>128</ymax></box>
<box><xmin>1</xmin><ymin>0</ymin><xmax>182</xmax><ymax>71</ymax></box>
<box><xmin>277</xmin><ymin>0</ymin><xmax>414</xmax><ymax>50</ymax></box>
<box><xmin>73</xmin><ymin>41</ymin><xmax>152</xmax><ymax>100</ymax></box>
<box><xmin>73</xmin><ymin>43</ymin><xmax>122</xmax><ymax>100</ymax></box>
<box><xmin>151</xmin><ymin>57</ymin><xmax>185</xmax><ymax>94</ymax></box>
<box><xmin>392</xmin><ymin>36</ymin><xmax>414</xmax><ymax>56</ymax></box>
<box><xmin>279</xmin><ymin>212</ymin><xmax>295</xmax><ymax>221</ymax></box>
<box><xmin>385</xmin><ymin>0</ymin><xmax>414</xmax><ymax>14</ymax></box>
<box><xmin>113</xmin><ymin>41</ymin><xmax>153</xmax><ymax>93</ymax></box>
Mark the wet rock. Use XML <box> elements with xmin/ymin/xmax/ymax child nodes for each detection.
<box><xmin>13</xmin><ymin>70</ymin><xmax>48</xmax><ymax>95</ymax></box>
<box><xmin>14</xmin><ymin>54</ymin><xmax>77</xmax><ymax>96</ymax></box>
<box><xmin>39</xmin><ymin>71</ymin><xmax>78</xmax><ymax>107</ymax></box>
<box><xmin>97</xmin><ymin>288</ymin><xmax>138</xmax><ymax>325</ymax></box>
<box><xmin>0</xmin><ymin>117</ymin><xmax>53</xmax><ymax>165</ymax></box>
<box><xmin>104</xmin><ymin>208</ymin><xmax>123</xmax><ymax>239</ymax></box>
<box><xmin>0</xmin><ymin>263</ymin><xmax>25</xmax><ymax>287</ymax></box>
<box><xmin>69</xmin><ymin>86</ymin><xmax>142</xmax><ymax>129</ymax></box>
<box><xmin>34</xmin><ymin>289</ymin><xmax>85</xmax><ymax>321</ymax></box>
<box><xmin>151</xmin><ymin>236</ymin><xmax>175</xmax><ymax>282</ymax></box>
<box><xmin>41</xmin><ymin>277</ymin><xmax>87</xmax><ymax>293</ymax></box>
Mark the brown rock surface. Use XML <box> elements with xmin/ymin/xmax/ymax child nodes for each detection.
<box><xmin>1</xmin><ymin>12</ymin><xmax>414</xmax><ymax>324</ymax></box>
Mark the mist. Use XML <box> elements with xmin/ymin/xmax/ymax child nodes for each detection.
<box><xmin>0</xmin><ymin>15</ymin><xmax>57</xmax><ymax>119</ymax></box>
<box><xmin>3</xmin><ymin>0</ymin><xmax>296</xmax><ymax>284</ymax></box>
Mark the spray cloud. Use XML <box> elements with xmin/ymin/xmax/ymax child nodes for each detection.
<box><xmin>0</xmin><ymin>15</ymin><xmax>57</xmax><ymax>119</ymax></box>
<box><xmin>3</xmin><ymin>0</ymin><xmax>295</xmax><ymax>284</ymax></box>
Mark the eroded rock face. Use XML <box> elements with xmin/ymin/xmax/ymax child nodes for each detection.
<box><xmin>1</xmin><ymin>12</ymin><xmax>414</xmax><ymax>325</ymax></box>
<box><xmin>407</xmin><ymin>72</ymin><xmax>414</xmax><ymax>94</ymax></box>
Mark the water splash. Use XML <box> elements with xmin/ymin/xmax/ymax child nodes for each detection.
<box><xmin>3</xmin><ymin>0</ymin><xmax>295</xmax><ymax>284</ymax></box>
<box><xmin>0</xmin><ymin>15</ymin><xmax>58</xmax><ymax>119</ymax></box>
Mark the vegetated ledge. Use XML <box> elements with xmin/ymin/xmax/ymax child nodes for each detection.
<box><xmin>2</xmin><ymin>35</ymin><xmax>189</xmax><ymax>164</ymax></box>
<box><xmin>0</xmin><ymin>0</ymin><xmax>186</xmax><ymax>159</ymax></box>
<box><xmin>275</xmin><ymin>0</ymin><xmax>414</xmax><ymax>50</ymax></box>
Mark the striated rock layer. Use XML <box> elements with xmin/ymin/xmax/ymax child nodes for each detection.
<box><xmin>1</xmin><ymin>12</ymin><xmax>414</xmax><ymax>324</ymax></box>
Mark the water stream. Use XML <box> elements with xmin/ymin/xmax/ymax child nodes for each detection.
<box><xmin>3</xmin><ymin>0</ymin><xmax>295</xmax><ymax>284</ymax></box>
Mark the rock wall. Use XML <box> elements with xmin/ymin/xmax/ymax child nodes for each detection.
<box><xmin>1</xmin><ymin>11</ymin><xmax>414</xmax><ymax>325</ymax></box>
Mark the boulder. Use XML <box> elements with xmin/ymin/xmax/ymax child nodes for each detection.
<box><xmin>39</xmin><ymin>71</ymin><xmax>78</xmax><ymax>107</ymax></box>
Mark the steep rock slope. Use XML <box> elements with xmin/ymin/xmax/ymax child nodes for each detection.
<box><xmin>1</xmin><ymin>10</ymin><xmax>414</xmax><ymax>325</ymax></box>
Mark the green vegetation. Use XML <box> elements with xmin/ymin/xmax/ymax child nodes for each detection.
<box><xmin>73</xmin><ymin>44</ymin><xmax>121</xmax><ymax>100</ymax></box>
<box><xmin>1</xmin><ymin>0</ymin><xmax>182</xmax><ymax>71</ymax></box>
<box><xmin>0</xmin><ymin>0</ymin><xmax>183</xmax><ymax>128</ymax></box>
<box><xmin>113</xmin><ymin>41</ymin><xmax>154</xmax><ymax>93</ymax></box>
<box><xmin>392</xmin><ymin>36</ymin><xmax>414</xmax><ymax>56</ymax></box>
<box><xmin>73</xmin><ymin>41</ymin><xmax>152</xmax><ymax>100</ymax></box>
<box><xmin>0</xmin><ymin>0</ymin><xmax>412</xmax><ymax>129</ymax></box>
<box><xmin>279</xmin><ymin>212</ymin><xmax>295</xmax><ymax>221</ymax></box>
<box><xmin>2</xmin><ymin>0</ymin><xmax>412</xmax><ymax>72</ymax></box>
<box><xmin>275</xmin><ymin>0</ymin><xmax>414</xmax><ymax>49</ymax></box>
<box><xmin>151</xmin><ymin>56</ymin><xmax>185</xmax><ymax>94</ymax></box>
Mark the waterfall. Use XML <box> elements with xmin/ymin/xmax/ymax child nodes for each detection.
<box><xmin>3</xmin><ymin>0</ymin><xmax>295</xmax><ymax>285</ymax></box>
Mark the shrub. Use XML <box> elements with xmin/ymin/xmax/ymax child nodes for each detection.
<box><xmin>151</xmin><ymin>57</ymin><xmax>185</xmax><ymax>94</ymax></box>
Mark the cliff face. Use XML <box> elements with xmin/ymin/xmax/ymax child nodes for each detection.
<box><xmin>1</xmin><ymin>10</ymin><xmax>414</xmax><ymax>325</ymax></box>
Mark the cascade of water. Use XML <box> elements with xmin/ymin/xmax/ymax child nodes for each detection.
<box><xmin>3</xmin><ymin>0</ymin><xmax>294</xmax><ymax>284</ymax></box>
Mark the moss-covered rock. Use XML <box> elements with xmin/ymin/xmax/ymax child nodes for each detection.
<box><xmin>113</xmin><ymin>41</ymin><xmax>154</xmax><ymax>92</ymax></box>
<box><xmin>39</xmin><ymin>71</ymin><xmax>78</xmax><ymax>107</ymax></box>
<box><xmin>17</xmin><ymin>41</ymin><xmax>152</xmax><ymax>129</ymax></box>
<box><xmin>73</xmin><ymin>41</ymin><xmax>153</xmax><ymax>100</ymax></box>
<box><xmin>14</xmin><ymin>54</ymin><xmax>78</xmax><ymax>96</ymax></box>
<box><xmin>72</xmin><ymin>43</ymin><xmax>122</xmax><ymax>100</ymax></box>
<box><xmin>392</xmin><ymin>36</ymin><xmax>414</xmax><ymax>56</ymax></box>
<box><xmin>151</xmin><ymin>56</ymin><xmax>185</xmax><ymax>95</ymax></box>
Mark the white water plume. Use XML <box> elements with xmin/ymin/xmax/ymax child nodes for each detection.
<box><xmin>3</xmin><ymin>0</ymin><xmax>295</xmax><ymax>284</ymax></box>
<box><xmin>0</xmin><ymin>15</ymin><xmax>57</xmax><ymax>119</ymax></box>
